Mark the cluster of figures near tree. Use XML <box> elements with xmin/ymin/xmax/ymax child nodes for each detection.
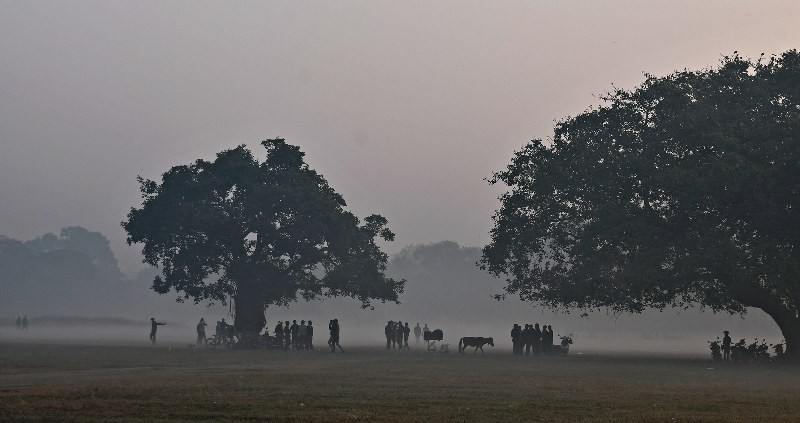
<box><xmin>510</xmin><ymin>323</ymin><xmax>572</xmax><ymax>356</ymax></box>
<box><xmin>709</xmin><ymin>330</ymin><xmax>786</xmax><ymax>363</ymax></box>
<box><xmin>190</xmin><ymin>317</ymin><xmax>344</xmax><ymax>353</ymax></box>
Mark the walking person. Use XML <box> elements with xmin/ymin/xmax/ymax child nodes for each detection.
<box><xmin>196</xmin><ymin>318</ymin><xmax>207</xmax><ymax>345</ymax></box>
<box><xmin>414</xmin><ymin>323</ymin><xmax>421</xmax><ymax>344</ymax></box>
<box><xmin>150</xmin><ymin>317</ymin><xmax>166</xmax><ymax>345</ymax></box>
<box><xmin>328</xmin><ymin>319</ymin><xmax>344</xmax><ymax>353</ymax></box>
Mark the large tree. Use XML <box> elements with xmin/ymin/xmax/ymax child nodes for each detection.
<box><xmin>482</xmin><ymin>51</ymin><xmax>800</xmax><ymax>356</ymax></box>
<box><xmin>123</xmin><ymin>139</ymin><xmax>404</xmax><ymax>338</ymax></box>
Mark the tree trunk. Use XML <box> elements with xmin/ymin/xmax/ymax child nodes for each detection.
<box><xmin>233</xmin><ymin>280</ymin><xmax>266</xmax><ymax>344</ymax></box>
<box><xmin>762</xmin><ymin>308</ymin><xmax>800</xmax><ymax>360</ymax></box>
<box><xmin>733</xmin><ymin>283</ymin><xmax>800</xmax><ymax>360</ymax></box>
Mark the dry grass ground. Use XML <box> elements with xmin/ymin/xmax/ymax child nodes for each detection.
<box><xmin>1</xmin><ymin>342</ymin><xmax>799</xmax><ymax>422</ymax></box>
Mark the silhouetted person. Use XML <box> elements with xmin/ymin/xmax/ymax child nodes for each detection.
<box><xmin>395</xmin><ymin>320</ymin><xmax>404</xmax><ymax>349</ymax></box>
<box><xmin>532</xmin><ymin>323</ymin><xmax>542</xmax><ymax>356</ymax></box>
<box><xmin>275</xmin><ymin>320</ymin><xmax>284</xmax><ymax>339</ymax></box>
<box><xmin>523</xmin><ymin>324</ymin><xmax>532</xmax><ymax>356</ymax></box>
<box><xmin>298</xmin><ymin>320</ymin><xmax>308</xmax><ymax>350</ymax></box>
<box><xmin>385</xmin><ymin>321</ymin><xmax>394</xmax><ymax>350</ymax></box>
<box><xmin>546</xmin><ymin>325</ymin><xmax>554</xmax><ymax>355</ymax></box>
<box><xmin>328</xmin><ymin>318</ymin><xmax>343</xmax><ymax>352</ymax></box>
<box><xmin>722</xmin><ymin>330</ymin><xmax>732</xmax><ymax>361</ymax></box>
<box><xmin>196</xmin><ymin>318</ymin><xmax>207</xmax><ymax>345</ymax></box>
<box><xmin>283</xmin><ymin>321</ymin><xmax>291</xmax><ymax>351</ymax></box>
<box><xmin>290</xmin><ymin>320</ymin><xmax>299</xmax><ymax>350</ymax></box>
<box><xmin>150</xmin><ymin>317</ymin><xmax>165</xmax><ymax>345</ymax></box>
<box><xmin>16</xmin><ymin>316</ymin><xmax>21</xmax><ymax>331</ymax></box>
<box><xmin>414</xmin><ymin>323</ymin><xmax>421</xmax><ymax>344</ymax></box>
<box><xmin>22</xmin><ymin>315</ymin><xmax>28</xmax><ymax>331</ymax></box>
<box><xmin>511</xmin><ymin>324</ymin><xmax>522</xmax><ymax>355</ymax></box>
<box><xmin>307</xmin><ymin>320</ymin><xmax>314</xmax><ymax>350</ymax></box>
<box><xmin>402</xmin><ymin>322</ymin><xmax>411</xmax><ymax>350</ymax></box>
<box><xmin>423</xmin><ymin>323</ymin><xmax>429</xmax><ymax>334</ymax></box>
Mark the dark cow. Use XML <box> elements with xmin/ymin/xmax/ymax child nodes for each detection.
<box><xmin>458</xmin><ymin>337</ymin><xmax>494</xmax><ymax>354</ymax></box>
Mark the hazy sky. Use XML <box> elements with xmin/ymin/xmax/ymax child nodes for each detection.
<box><xmin>2</xmin><ymin>1</ymin><xmax>799</xmax><ymax>273</ymax></box>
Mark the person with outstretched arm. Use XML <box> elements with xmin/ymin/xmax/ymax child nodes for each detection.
<box><xmin>150</xmin><ymin>317</ymin><xmax>166</xmax><ymax>345</ymax></box>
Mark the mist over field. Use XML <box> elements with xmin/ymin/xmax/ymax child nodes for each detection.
<box><xmin>1</xmin><ymin>230</ymin><xmax>781</xmax><ymax>354</ymax></box>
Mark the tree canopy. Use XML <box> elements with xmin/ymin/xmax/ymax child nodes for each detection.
<box><xmin>123</xmin><ymin>139</ymin><xmax>404</xmax><ymax>335</ymax></box>
<box><xmin>482</xmin><ymin>51</ymin><xmax>800</xmax><ymax>355</ymax></box>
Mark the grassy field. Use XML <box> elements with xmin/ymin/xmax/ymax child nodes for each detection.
<box><xmin>1</xmin><ymin>342</ymin><xmax>799</xmax><ymax>422</ymax></box>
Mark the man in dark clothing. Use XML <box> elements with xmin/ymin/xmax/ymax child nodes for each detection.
<box><xmin>511</xmin><ymin>324</ymin><xmax>522</xmax><ymax>355</ymax></box>
<box><xmin>329</xmin><ymin>319</ymin><xmax>344</xmax><ymax>352</ymax></box>
<box><xmin>307</xmin><ymin>320</ymin><xmax>315</xmax><ymax>350</ymax></box>
<box><xmin>385</xmin><ymin>321</ymin><xmax>394</xmax><ymax>350</ymax></box>
<box><xmin>545</xmin><ymin>325</ymin><xmax>554</xmax><ymax>355</ymax></box>
<box><xmin>402</xmin><ymin>322</ymin><xmax>411</xmax><ymax>350</ymax></box>
<box><xmin>290</xmin><ymin>320</ymin><xmax>299</xmax><ymax>350</ymax></box>
<box><xmin>275</xmin><ymin>321</ymin><xmax>284</xmax><ymax>339</ymax></box>
<box><xmin>722</xmin><ymin>330</ymin><xmax>732</xmax><ymax>361</ymax></box>
<box><xmin>150</xmin><ymin>317</ymin><xmax>166</xmax><ymax>345</ymax></box>
<box><xmin>395</xmin><ymin>320</ymin><xmax>404</xmax><ymax>349</ymax></box>
<box><xmin>522</xmin><ymin>324</ymin><xmax>532</xmax><ymax>356</ymax></box>
<box><xmin>532</xmin><ymin>323</ymin><xmax>542</xmax><ymax>356</ymax></box>
<box><xmin>283</xmin><ymin>320</ymin><xmax>291</xmax><ymax>351</ymax></box>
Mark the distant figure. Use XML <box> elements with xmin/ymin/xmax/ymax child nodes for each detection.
<box><xmin>328</xmin><ymin>318</ymin><xmax>344</xmax><ymax>352</ymax></box>
<box><xmin>522</xmin><ymin>324</ymin><xmax>532</xmax><ymax>356</ymax></box>
<box><xmin>275</xmin><ymin>320</ymin><xmax>284</xmax><ymax>339</ymax></box>
<box><xmin>22</xmin><ymin>315</ymin><xmax>28</xmax><ymax>331</ymax></box>
<box><xmin>532</xmin><ymin>323</ymin><xmax>542</xmax><ymax>356</ymax></box>
<box><xmin>307</xmin><ymin>320</ymin><xmax>315</xmax><ymax>350</ymax></box>
<box><xmin>414</xmin><ymin>323</ymin><xmax>421</xmax><ymax>344</ymax></box>
<box><xmin>511</xmin><ymin>324</ymin><xmax>522</xmax><ymax>355</ymax></box>
<box><xmin>722</xmin><ymin>330</ymin><xmax>732</xmax><ymax>361</ymax></box>
<box><xmin>16</xmin><ymin>316</ymin><xmax>21</xmax><ymax>331</ymax></box>
<box><xmin>298</xmin><ymin>320</ymin><xmax>308</xmax><ymax>350</ymax></box>
<box><xmin>283</xmin><ymin>321</ymin><xmax>291</xmax><ymax>351</ymax></box>
<box><xmin>402</xmin><ymin>322</ymin><xmax>411</xmax><ymax>350</ymax></box>
<box><xmin>423</xmin><ymin>323</ymin><xmax>429</xmax><ymax>334</ymax></box>
<box><xmin>196</xmin><ymin>318</ymin><xmax>207</xmax><ymax>345</ymax></box>
<box><xmin>546</xmin><ymin>325</ymin><xmax>554</xmax><ymax>355</ymax></box>
<box><xmin>385</xmin><ymin>321</ymin><xmax>394</xmax><ymax>350</ymax></box>
<box><xmin>150</xmin><ymin>317</ymin><xmax>166</xmax><ymax>345</ymax></box>
<box><xmin>290</xmin><ymin>320</ymin><xmax>299</xmax><ymax>350</ymax></box>
<box><xmin>395</xmin><ymin>320</ymin><xmax>404</xmax><ymax>349</ymax></box>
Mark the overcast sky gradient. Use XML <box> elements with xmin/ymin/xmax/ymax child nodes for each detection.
<box><xmin>2</xmin><ymin>1</ymin><xmax>799</xmax><ymax>273</ymax></box>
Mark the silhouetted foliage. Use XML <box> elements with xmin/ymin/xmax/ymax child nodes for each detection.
<box><xmin>122</xmin><ymin>139</ymin><xmax>404</xmax><ymax>336</ymax></box>
<box><xmin>483</xmin><ymin>51</ymin><xmax>800</xmax><ymax>357</ymax></box>
<box><xmin>0</xmin><ymin>228</ymin><xmax>126</xmax><ymax>315</ymax></box>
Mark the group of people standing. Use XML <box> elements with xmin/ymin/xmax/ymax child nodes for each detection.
<box><xmin>274</xmin><ymin>319</ymin><xmax>316</xmax><ymax>351</ymax></box>
<box><xmin>15</xmin><ymin>315</ymin><xmax>28</xmax><ymax>331</ymax></box>
<box><xmin>510</xmin><ymin>323</ymin><xmax>555</xmax><ymax>356</ymax></box>
<box><xmin>385</xmin><ymin>321</ymin><xmax>427</xmax><ymax>350</ymax></box>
